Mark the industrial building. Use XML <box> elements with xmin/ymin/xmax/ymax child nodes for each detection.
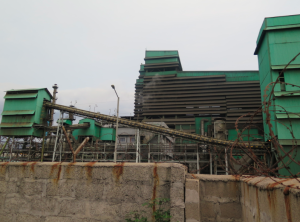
<box><xmin>134</xmin><ymin>51</ymin><xmax>264</xmax><ymax>143</ymax></box>
<box><xmin>0</xmin><ymin>14</ymin><xmax>299</xmax><ymax>177</ymax></box>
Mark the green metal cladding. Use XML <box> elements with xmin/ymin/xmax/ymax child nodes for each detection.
<box><xmin>73</xmin><ymin>118</ymin><xmax>115</xmax><ymax>141</ymax></box>
<box><xmin>255</xmin><ymin>14</ymin><xmax>300</xmax><ymax>176</ymax></box>
<box><xmin>0</xmin><ymin>88</ymin><xmax>52</xmax><ymax>137</ymax></box>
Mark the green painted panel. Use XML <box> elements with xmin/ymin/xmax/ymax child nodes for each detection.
<box><xmin>136</xmin><ymin>79</ymin><xmax>144</xmax><ymax>83</ymax></box>
<box><xmin>276</xmin><ymin>113</ymin><xmax>300</xmax><ymax>118</ymax></box>
<box><xmin>274</xmin><ymin>91</ymin><xmax>300</xmax><ymax>97</ymax></box>
<box><xmin>275</xmin><ymin>96</ymin><xmax>300</xmax><ymax>114</ymax></box>
<box><xmin>145</xmin><ymin>58</ymin><xmax>178</xmax><ymax>64</ymax></box>
<box><xmin>140</xmin><ymin>65</ymin><xmax>144</xmax><ymax>71</ymax></box>
<box><xmin>276</xmin><ymin>119</ymin><xmax>300</xmax><ymax>140</ymax></box>
<box><xmin>145</xmin><ymin>51</ymin><xmax>178</xmax><ymax>58</ymax></box>
<box><xmin>177</xmin><ymin>71</ymin><xmax>259</xmax><ymax>81</ymax></box>
<box><xmin>267</xmin><ymin>15</ymin><xmax>300</xmax><ymax>28</ymax></box>
<box><xmin>72</xmin><ymin>118</ymin><xmax>100</xmax><ymax>141</ymax></box>
<box><xmin>0</xmin><ymin>122</ymin><xmax>33</xmax><ymax>127</ymax></box>
<box><xmin>269</xmin><ymin>29</ymin><xmax>300</xmax><ymax>44</ymax></box>
<box><xmin>256</xmin><ymin>14</ymin><xmax>300</xmax><ymax>45</ymax></box>
<box><xmin>278</xmin><ymin>145</ymin><xmax>300</xmax><ymax>176</ymax></box>
<box><xmin>228</xmin><ymin>129</ymin><xmax>263</xmax><ymax>141</ymax></box>
<box><xmin>194</xmin><ymin>117</ymin><xmax>212</xmax><ymax>135</ymax></box>
<box><xmin>0</xmin><ymin>88</ymin><xmax>52</xmax><ymax>137</ymax></box>
<box><xmin>4</xmin><ymin>93</ymin><xmax>38</xmax><ymax>99</ymax></box>
<box><xmin>1</xmin><ymin>110</ymin><xmax>35</xmax><ymax>115</ymax></box>
<box><xmin>284</xmin><ymin>69</ymin><xmax>300</xmax><ymax>92</ymax></box>
<box><xmin>269</xmin><ymin>42</ymin><xmax>300</xmax><ymax>66</ymax></box>
<box><xmin>144</xmin><ymin>70</ymin><xmax>177</xmax><ymax>76</ymax></box>
<box><xmin>100</xmin><ymin>128</ymin><xmax>116</xmax><ymax>141</ymax></box>
<box><xmin>57</xmin><ymin>119</ymin><xmax>72</xmax><ymax>125</ymax></box>
<box><xmin>0</xmin><ymin>127</ymin><xmax>42</xmax><ymax>137</ymax></box>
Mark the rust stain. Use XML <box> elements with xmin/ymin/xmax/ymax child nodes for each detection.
<box><xmin>112</xmin><ymin>162</ymin><xmax>125</xmax><ymax>182</ymax></box>
<box><xmin>0</xmin><ymin>162</ymin><xmax>9</xmax><ymax>174</ymax></box>
<box><xmin>50</xmin><ymin>163</ymin><xmax>62</xmax><ymax>185</ymax></box>
<box><xmin>152</xmin><ymin>163</ymin><xmax>159</xmax><ymax>216</ymax></box>
<box><xmin>22</xmin><ymin>162</ymin><xmax>29</xmax><ymax>173</ymax></box>
<box><xmin>66</xmin><ymin>162</ymin><xmax>75</xmax><ymax>176</ymax></box>
<box><xmin>232</xmin><ymin>175</ymin><xmax>241</xmax><ymax>181</ymax></box>
<box><xmin>53</xmin><ymin>164</ymin><xmax>62</xmax><ymax>185</ymax></box>
<box><xmin>256</xmin><ymin>187</ymin><xmax>260</xmax><ymax>222</ymax></box>
<box><xmin>85</xmin><ymin>162</ymin><xmax>97</xmax><ymax>181</ymax></box>
<box><xmin>283</xmin><ymin>186</ymin><xmax>292</xmax><ymax>222</ymax></box>
<box><xmin>50</xmin><ymin>162</ymin><xmax>60</xmax><ymax>176</ymax></box>
<box><xmin>191</xmin><ymin>174</ymin><xmax>196</xmax><ymax>179</ymax></box>
<box><xmin>30</xmin><ymin>162</ymin><xmax>37</xmax><ymax>173</ymax></box>
<box><xmin>267</xmin><ymin>191</ymin><xmax>272</xmax><ymax>209</ymax></box>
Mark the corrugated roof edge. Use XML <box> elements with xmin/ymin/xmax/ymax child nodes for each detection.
<box><xmin>177</xmin><ymin>70</ymin><xmax>258</xmax><ymax>73</ymax></box>
<box><xmin>5</xmin><ymin>88</ymin><xmax>53</xmax><ymax>99</ymax></box>
<box><xmin>254</xmin><ymin>14</ymin><xmax>300</xmax><ymax>55</ymax></box>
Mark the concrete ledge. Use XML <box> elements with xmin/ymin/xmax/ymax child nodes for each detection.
<box><xmin>187</xmin><ymin>173</ymin><xmax>300</xmax><ymax>222</ymax></box>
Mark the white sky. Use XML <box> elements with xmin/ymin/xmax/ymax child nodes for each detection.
<box><xmin>0</xmin><ymin>0</ymin><xmax>299</xmax><ymax>120</ymax></box>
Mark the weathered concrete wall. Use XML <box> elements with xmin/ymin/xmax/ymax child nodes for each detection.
<box><xmin>0</xmin><ymin>162</ymin><xmax>186</xmax><ymax>222</ymax></box>
<box><xmin>1</xmin><ymin>162</ymin><xmax>300</xmax><ymax>222</ymax></box>
<box><xmin>186</xmin><ymin>174</ymin><xmax>300</xmax><ymax>222</ymax></box>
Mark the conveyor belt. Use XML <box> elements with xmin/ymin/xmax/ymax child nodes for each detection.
<box><xmin>44</xmin><ymin>101</ymin><xmax>266</xmax><ymax>149</ymax></box>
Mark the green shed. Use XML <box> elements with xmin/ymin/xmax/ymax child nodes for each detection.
<box><xmin>72</xmin><ymin>118</ymin><xmax>116</xmax><ymax>142</ymax></box>
<box><xmin>0</xmin><ymin>88</ymin><xmax>52</xmax><ymax>137</ymax></box>
<box><xmin>255</xmin><ymin>14</ymin><xmax>300</xmax><ymax>176</ymax></box>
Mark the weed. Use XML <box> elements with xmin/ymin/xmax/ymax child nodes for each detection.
<box><xmin>125</xmin><ymin>198</ymin><xmax>171</xmax><ymax>222</ymax></box>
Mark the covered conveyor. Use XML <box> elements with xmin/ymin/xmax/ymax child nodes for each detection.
<box><xmin>43</xmin><ymin>101</ymin><xmax>267</xmax><ymax>149</ymax></box>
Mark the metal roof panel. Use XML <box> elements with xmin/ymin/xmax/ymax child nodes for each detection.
<box><xmin>1</xmin><ymin>110</ymin><xmax>35</xmax><ymax>115</ymax></box>
<box><xmin>4</xmin><ymin>93</ymin><xmax>38</xmax><ymax>99</ymax></box>
<box><xmin>0</xmin><ymin>122</ymin><xmax>33</xmax><ymax>128</ymax></box>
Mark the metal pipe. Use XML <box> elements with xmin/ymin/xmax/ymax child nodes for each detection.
<box><xmin>41</xmin><ymin>130</ymin><xmax>45</xmax><ymax>162</ymax></box>
<box><xmin>52</xmin><ymin>111</ymin><xmax>62</xmax><ymax>162</ymax></box>
<box><xmin>210</xmin><ymin>152</ymin><xmax>212</xmax><ymax>175</ymax></box>
<box><xmin>201</xmin><ymin>119</ymin><xmax>209</xmax><ymax>136</ymax></box>
<box><xmin>59</xmin><ymin>113</ymin><xmax>64</xmax><ymax>162</ymax></box>
<box><xmin>73</xmin><ymin>137</ymin><xmax>90</xmax><ymax>162</ymax></box>
<box><xmin>196</xmin><ymin>146</ymin><xmax>199</xmax><ymax>174</ymax></box>
<box><xmin>50</xmin><ymin>84</ymin><xmax>58</xmax><ymax>126</ymax></box>
<box><xmin>225</xmin><ymin>148</ymin><xmax>228</xmax><ymax>175</ymax></box>
<box><xmin>62</xmin><ymin>126</ymin><xmax>75</xmax><ymax>154</ymax></box>
<box><xmin>136</xmin><ymin>128</ymin><xmax>139</xmax><ymax>163</ymax></box>
<box><xmin>114</xmin><ymin>96</ymin><xmax>119</xmax><ymax>162</ymax></box>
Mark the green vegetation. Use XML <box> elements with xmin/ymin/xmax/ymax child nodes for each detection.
<box><xmin>125</xmin><ymin>198</ymin><xmax>171</xmax><ymax>222</ymax></box>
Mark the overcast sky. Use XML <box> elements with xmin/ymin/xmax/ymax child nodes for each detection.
<box><xmin>0</xmin><ymin>0</ymin><xmax>299</xmax><ymax>121</ymax></box>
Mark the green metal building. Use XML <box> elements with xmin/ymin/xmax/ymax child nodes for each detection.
<box><xmin>255</xmin><ymin>14</ymin><xmax>300</xmax><ymax>176</ymax></box>
<box><xmin>135</xmin><ymin>51</ymin><xmax>264</xmax><ymax>143</ymax></box>
<box><xmin>0</xmin><ymin>88</ymin><xmax>52</xmax><ymax>137</ymax></box>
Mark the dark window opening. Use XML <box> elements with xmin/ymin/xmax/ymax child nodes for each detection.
<box><xmin>279</xmin><ymin>72</ymin><xmax>286</xmax><ymax>91</ymax></box>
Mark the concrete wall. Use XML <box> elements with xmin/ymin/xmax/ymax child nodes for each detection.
<box><xmin>1</xmin><ymin>162</ymin><xmax>300</xmax><ymax>222</ymax></box>
<box><xmin>185</xmin><ymin>174</ymin><xmax>300</xmax><ymax>222</ymax></box>
<box><xmin>0</xmin><ymin>162</ymin><xmax>186</xmax><ymax>222</ymax></box>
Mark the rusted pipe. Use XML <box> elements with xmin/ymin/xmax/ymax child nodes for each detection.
<box><xmin>61</xmin><ymin>126</ymin><xmax>75</xmax><ymax>154</ymax></box>
<box><xmin>73</xmin><ymin>137</ymin><xmax>89</xmax><ymax>162</ymax></box>
<box><xmin>41</xmin><ymin>130</ymin><xmax>45</xmax><ymax>162</ymax></box>
<box><xmin>201</xmin><ymin>119</ymin><xmax>209</xmax><ymax>136</ymax></box>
